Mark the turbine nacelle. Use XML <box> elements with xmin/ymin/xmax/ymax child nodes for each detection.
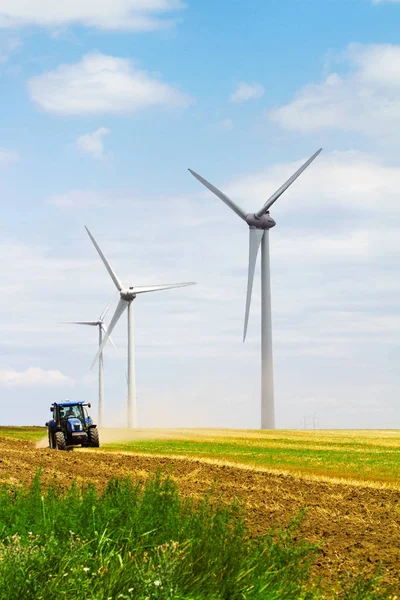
<box><xmin>245</xmin><ymin>213</ymin><xmax>276</xmax><ymax>230</ymax></box>
<box><xmin>121</xmin><ymin>287</ymin><xmax>137</xmax><ymax>301</ymax></box>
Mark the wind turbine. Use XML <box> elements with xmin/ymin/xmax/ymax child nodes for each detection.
<box><xmin>188</xmin><ymin>149</ymin><xmax>322</xmax><ymax>429</ymax></box>
<box><xmin>85</xmin><ymin>226</ymin><xmax>195</xmax><ymax>428</ymax></box>
<box><xmin>61</xmin><ymin>301</ymin><xmax>119</xmax><ymax>427</ymax></box>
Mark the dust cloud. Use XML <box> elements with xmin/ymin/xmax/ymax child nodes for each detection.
<box><xmin>98</xmin><ymin>428</ymin><xmax>198</xmax><ymax>444</ymax></box>
<box><xmin>36</xmin><ymin>436</ymin><xmax>49</xmax><ymax>449</ymax></box>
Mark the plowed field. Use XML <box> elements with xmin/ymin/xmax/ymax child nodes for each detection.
<box><xmin>0</xmin><ymin>435</ymin><xmax>399</xmax><ymax>591</ymax></box>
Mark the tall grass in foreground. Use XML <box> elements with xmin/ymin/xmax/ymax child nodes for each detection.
<box><xmin>0</xmin><ymin>473</ymin><xmax>391</xmax><ymax>600</ymax></box>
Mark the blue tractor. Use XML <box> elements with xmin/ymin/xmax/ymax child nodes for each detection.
<box><xmin>46</xmin><ymin>401</ymin><xmax>99</xmax><ymax>450</ymax></box>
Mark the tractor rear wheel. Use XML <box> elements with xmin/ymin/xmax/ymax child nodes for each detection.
<box><xmin>88</xmin><ymin>428</ymin><xmax>99</xmax><ymax>448</ymax></box>
<box><xmin>54</xmin><ymin>431</ymin><xmax>66</xmax><ymax>451</ymax></box>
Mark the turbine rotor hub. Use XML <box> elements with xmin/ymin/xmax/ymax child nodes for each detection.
<box><xmin>245</xmin><ymin>213</ymin><xmax>276</xmax><ymax>229</ymax></box>
<box><xmin>121</xmin><ymin>287</ymin><xmax>136</xmax><ymax>301</ymax></box>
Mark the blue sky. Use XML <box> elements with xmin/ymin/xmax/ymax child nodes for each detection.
<box><xmin>1</xmin><ymin>0</ymin><xmax>400</xmax><ymax>429</ymax></box>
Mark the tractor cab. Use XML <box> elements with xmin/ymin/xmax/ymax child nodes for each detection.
<box><xmin>46</xmin><ymin>401</ymin><xmax>99</xmax><ymax>451</ymax></box>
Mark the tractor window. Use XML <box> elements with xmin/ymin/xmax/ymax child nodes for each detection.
<box><xmin>60</xmin><ymin>405</ymin><xmax>84</xmax><ymax>421</ymax></box>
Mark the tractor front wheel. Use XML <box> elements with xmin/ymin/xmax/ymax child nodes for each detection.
<box><xmin>54</xmin><ymin>431</ymin><xmax>66</xmax><ymax>451</ymax></box>
<box><xmin>88</xmin><ymin>428</ymin><xmax>99</xmax><ymax>448</ymax></box>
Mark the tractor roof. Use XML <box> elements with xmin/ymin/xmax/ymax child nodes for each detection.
<box><xmin>53</xmin><ymin>401</ymin><xmax>85</xmax><ymax>408</ymax></box>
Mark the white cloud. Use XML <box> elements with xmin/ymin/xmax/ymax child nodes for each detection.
<box><xmin>226</xmin><ymin>150</ymin><xmax>400</xmax><ymax>218</ymax></box>
<box><xmin>48</xmin><ymin>189</ymin><xmax>107</xmax><ymax>209</ymax></box>
<box><xmin>27</xmin><ymin>52</ymin><xmax>192</xmax><ymax>115</ymax></box>
<box><xmin>269</xmin><ymin>43</ymin><xmax>400</xmax><ymax>139</ymax></box>
<box><xmin>76</xmin><ymin>127</ymin><xmax>110</xmax><ymax>159</ymax></box>
<box><xmin>230</xmin><ymin>82</ymin><xmax>264</xmax><ymax>103</ymax></box>
<box><xmin>0</xmin><ymin>37</ymin><xmax>19</xmax><ymax>62</ymax></box>
<box><xmin>273</xmin><ymin>230</ymin><xmax>370</xmax><ymax>262</ymax></box>
<box><xmin>0</xmin><ymin>1</ymin><xmax>185</xmax><ymax>32</ymax></box>
<box><xmin>0</xmin><ymin>147</ymin><xmax>20</xmax><ymax>167</ymax></box>
<box><xmin>0</xmin><ymin>367</ymin><xmax>74</xmax><ymax>388</ymax></box>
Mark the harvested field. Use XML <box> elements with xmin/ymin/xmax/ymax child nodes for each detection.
<box><xmin>0</xmin><ymin>433</ymin><xmax>399</xmax><ymax>592</ymax></box>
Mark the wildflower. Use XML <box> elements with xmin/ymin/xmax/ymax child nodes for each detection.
<box><xmin>128</xmin><ymin>589</ymin><xmax>134</xmax><ymax>593</ymax></box>
<box><xmin>83</xmin><ymin>567</ymin><xmax>90</xmax><ymax>572</ymax></box>
<box><xmin>153</xmin><ymin>580</ymin><xmax>161</xmax><ymax>587</ymax></box>
<box><xmin>28</xmin><ymin>532</ymin><xmax>33</xmax><ymax>536</ymax></box>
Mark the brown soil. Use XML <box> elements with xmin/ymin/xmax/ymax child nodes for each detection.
<box><xmin>0</xmin><ymin>436</ymin><xmax>399</xmax><ymax>591</ymax></box>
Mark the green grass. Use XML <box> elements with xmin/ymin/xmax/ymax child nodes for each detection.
<box><xmin>0</xmin><ymin>472</ymin><xmax>390</xmax><ymax>600</ymax></box>
<box><xmin>102</xmin><ymin>430</ymin><xmax>400</xmax><ymax>486</ymax></box>
<box><xmin>0</xmin><ymin>426</ymin><xmax>45</xmax><ymax>443</ymax></box>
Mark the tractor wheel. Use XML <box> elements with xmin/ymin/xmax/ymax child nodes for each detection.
<box><xmin>54</xmin><ymin>431</ymin><xmax>66</xmax><ymax>451</ymax></box>
<box><xmin>88</xmin><ymin>428</ymin><xmax>99</xmax><ymax>448</ymax></box>
<box><xmin>48</xmin><ymin>430</ymin><xmax>54</xmax><ymax>449</ymax></box>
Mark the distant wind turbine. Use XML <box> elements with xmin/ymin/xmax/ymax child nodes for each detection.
<box><xmin>61</xmin><ymin>301</ymin><xmax>119</xmax><ymax>427</ymax></box>
<box><xmin>85</xmin><ymin>226</ymin><xmax>196</xmax><ymax>428</ymax></box>
<box><xmin>189</xmin><ymin>149</ymin><xmax>322</xmax><ymax>429</ymax></box>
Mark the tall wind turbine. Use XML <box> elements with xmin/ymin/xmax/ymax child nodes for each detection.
<box><xmin>62</xmin><ymin>301</ymin><xmax>119</xmax><ymax>427</ymax></box>
<box><xmin>189</xmin><ymin>149</ymin><xmax>322</xmax><ymax>429</ymax></box>
<box><xmin>85</xmin><ymin>226</ymin><xmax>195</xmax><ymax>428</ymax></box>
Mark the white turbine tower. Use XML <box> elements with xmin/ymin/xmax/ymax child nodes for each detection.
<box><xmin>189</xmin><ymin>149</ymin><xmax>322</xmax><ymax>429</ymax></box>
<box><xmin>85</xmin><ymin>226</ymin><xmax>196</xmax><ymax>428</ymax></box>
<box><xmin>62</xmin><ymin>301</ymin><xmax>119</xmax><ymax>427</ymax></box>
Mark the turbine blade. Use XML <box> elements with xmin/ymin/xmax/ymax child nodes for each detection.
<box><xmin>131</xmin><ymin>282</ymin><xmax>196</xmax><ymax>295</ymax></box>
<box><xmin>188</xmin><ymin>169</ymin><xmax>247</xmax><ymax>220</ymax></box>
<box><xmin>243</xmin><ymin>229</ymin><xmax>264</xmax><ymax>342</ymax></box>
<box><xmin>59</xmin><ymin>321</ymin><xmax>98</xmax><ymax>326</ymax></box>
<box><xmin>99</xmin><ymin>299</ymin><xmax>113</xmax><ymax>321</ymax></box>
<box><xmin>85</xmin><ymin>226</ymin><xmax>123</xmax><ymax>291</ymax></box>
<box><xmin>90</xmin><ymin>298</ymin><xmax>128</xmax><ymax>369</ymax></box>
<box><xmin>255</xmin><ymin>149</ymin><xmax>322</xmax><ymax>217</ymax></box>
<box><xmin>101</xmin><ymin>323</ymin><xmax>120</xmax><ymax>357</ymax></box>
